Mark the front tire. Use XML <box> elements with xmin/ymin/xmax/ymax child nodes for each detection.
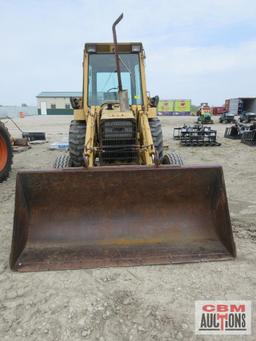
<box><xmin>149</xmin><ymin>118</ymin><xmax>164</xmax><ymax>158</ymax></box>
<box><xmin>161</xmin><ymin>152</ymin><xmax>183</xmax><ymax>166</ymax></box>
<box><xmin>69</xmin><ymin>120</ymin><xmax>86</xmax><ymax>167</ymax></box>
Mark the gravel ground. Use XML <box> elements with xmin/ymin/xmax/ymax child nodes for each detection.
<box><xmin>0</xmin><ymin>115</ymin><xmax>255</xmax><ymax>341</ymax></box>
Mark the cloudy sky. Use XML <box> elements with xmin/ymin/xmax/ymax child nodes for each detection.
<box><xmin>0</xmin><ymin>0</ymin><xmax>256</xmax><ymax>106</ymax></box>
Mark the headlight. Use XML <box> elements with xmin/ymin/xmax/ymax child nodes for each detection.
<box><xmin>86</xmin><ymin>44</ymin><xmax>96</xmax><ymax>53</ymax></box>
<box><xmin>131</xmin><ymin>44</ymin><xmax>141</xmax><ymax>52</ymax></box>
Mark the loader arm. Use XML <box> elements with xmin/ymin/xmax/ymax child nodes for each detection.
<box><xmin>139</xmin><ymin>111</ymin><xmax>155</xmax><ymax>165</ymax></box>
<box><xmin>84</xmin><ymin>107</ymin><xmax>96</xmax><ymax>167</ymax></box>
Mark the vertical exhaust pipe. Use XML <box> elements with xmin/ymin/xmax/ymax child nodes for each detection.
<box><xmin>112</xmin><ymin>13</ymin><xmax>129</xmax><ymax>112</ymax></box>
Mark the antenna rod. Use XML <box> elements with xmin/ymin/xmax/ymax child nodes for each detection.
<box><xmin>112</xmin><ymin>13</ymin><xmax>123</xmax><ymax>92</ymax></box>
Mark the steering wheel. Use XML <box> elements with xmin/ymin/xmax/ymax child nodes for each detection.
<box><xmin>106</xmin><ymin>87</ymin><xmax>118</xmax><ymax>93</ymax></box>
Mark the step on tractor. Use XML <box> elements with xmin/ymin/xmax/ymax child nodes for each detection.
<box><xmin>10</xmin><ymin>14</ymin><xmax>236</xmax><ymax>272</ymax></box>
<box><xmin>0</xmin><ymin>121</ymin><xmax>13</xmax><ymax>183</ymax></box>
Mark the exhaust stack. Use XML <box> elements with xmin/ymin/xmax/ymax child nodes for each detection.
<box><xmin>112</xmin><ymin>13</ymin><xmax>129</xmax><ymax>112</ymax></box>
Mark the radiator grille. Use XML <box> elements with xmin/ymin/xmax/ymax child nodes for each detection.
<box><xmin>99</xmin><ymin>119</ymin><xmax>138</xmax><ymax>164</ymax></box>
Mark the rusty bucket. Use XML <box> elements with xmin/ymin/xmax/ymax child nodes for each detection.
<box><xmin>10</xmin><ymin>165</ymin><xmax>236</xmax><ymax>272</ymax></box>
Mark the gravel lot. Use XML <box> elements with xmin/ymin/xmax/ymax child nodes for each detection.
<box><xmin>0</xmin><ymin>115</ymin><xmax>255</xmax><ymax>340</ymax></box>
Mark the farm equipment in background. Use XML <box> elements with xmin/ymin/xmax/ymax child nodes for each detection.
<box><xmin>197</xmin><ymin>103</ymin><xmax>213</xmax><ymax>124</ymax></box>
<box><xmin>4</xmin><ymin>116</ymin><xmax>46</xmax><ymax>142</ymax></box>
<box><xmin>1</xmin><ymin>116</ymin><xmax>46</xmax><ymax>150</ymax></box>
<box><xmin>224</xmin><ymin>124</ymin><xmax>242</xmax><ymax>139</ymax></box>
<box><xmin>0</xmin><ymin>117</ymin><xmax>47</xmax><ymax>183</ymax></box>
<box><xmin>0</xmin><ymin>121</ymin><xmax>13</xmax><ymax>182</ymax></box>
<box><xmin>210</xmin><ymin>105</ymin><xmax>235</xmax><ymax>123</ymax></box>
<box><xmin>22</xmin><ymin>132</ymin><xmax>46</xmax><ymax>142</ymax></box>
<box><xmin>224</xmin><ymin>121</ymin><xmax>254</xmax><ymax>140</ymax></box>
<box><xmin>241</xmin><ymin>130</ymin><xmax>256</xmax><ymax>145</ymax></box>
<box><xmin>239</xmin><ymin>111</ymin><xmax>256</xmax><ymax>123</ymax></box>
<box><xmin>10</xmin><ymin>14</ymin><xmax>236</xmax><ymax>272</ymax></box>
<box><xmin>173</xmin><ymin>126</ymin><xmax>184</xmax><ymax>140</ymax></box>
<box><xmin>174</xmin><ymin>124</ymin><xmax>221</xmax><ymax>146</ymax></box>
<box><xmin>241</xmin><ymin>122</ymin><xmax>256</xmax><ymax>146</ymax></box>
<box><xmin>219</xmin><ymin>111</ymin><xmax>235</xmax><ymax>124</ymax></box>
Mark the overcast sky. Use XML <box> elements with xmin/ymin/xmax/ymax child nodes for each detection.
<box><xmin>0</xmin><ymin>0</ymin><xmax>256</xmax><ymax>106</ymax></box>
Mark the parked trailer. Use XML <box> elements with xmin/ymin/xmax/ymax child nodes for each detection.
<box><xmin>225</xmin><ymin>97</ymin><xmax>256</xmax><ymax>122</ymax></box>
<box><xmin>224</xmin><ymin>99</ymin><xmax>230</xmax><ymax>112</ymax></box>
<box><xmin>227</xmin><ymin>98</ymin><xmax>243</xmax><ymax>116</ymax></box>
<box><xmin>212</xmin><ymin>106</ymin><xmax>225</xmax><ymax>116</ymax></box>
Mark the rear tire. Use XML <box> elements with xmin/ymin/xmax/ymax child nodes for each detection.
<box><xmin>149</xmin><ymin>118</ymin><xmax>164</xmax><ymax>158</ymax></box>
<box><xmin>0</xmin><ymin>121</ymin><xmax>13</xmax><ymax>183</ymax></box>
<box><xmin>53</xmin><ymin>154</ymin><xmax>71</xmax><ymax>168</ymax></box>
<box><xmin>69</xmin><ymin>120</ymin><xmax>86</xmax><ymax>167</ymax></box>
<box><xmin>161</xmin><ymin>152</ymin><xmax>183</xmax><ymax>166</ymax></box>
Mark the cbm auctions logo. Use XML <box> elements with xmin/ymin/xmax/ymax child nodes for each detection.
<box><xmin>195</xmin><ymin>301</ymin><xmax>251</xmax><ymax>335</ymax></box>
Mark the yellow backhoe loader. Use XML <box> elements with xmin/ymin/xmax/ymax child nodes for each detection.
<box><xmin>10</xmin><ymin>14</ymin><xmax>236</xmax><ymax>272</ymax></box>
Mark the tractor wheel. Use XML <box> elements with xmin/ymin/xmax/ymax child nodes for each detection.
<box><xmin>149</xmin><ymin>118</ymin><xmax>164</xmax><ymax>158</ymax></box>
<box><xmin>53</xmin><ymin>154</ymin><xmax>72</xmax><ymax>168</ymax></box>
<box><xmin>69</xmin><ymin>120</ymin><xmax>86</xmax><ymax>167</ymax></box>
<box><xmin>161</xmin><ymin>152</ymin><xmax>183</xmax><ymax>166</ymax></box>
<box><xmin>0</xmin><ymin>121</ymin><xmax>13</xmax><ymax>183</ymax></box>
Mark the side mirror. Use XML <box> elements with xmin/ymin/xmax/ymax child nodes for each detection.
<box><xmin>70</xmin><ymin>97</ymin><xmax>82</xmax><ymax>109</ymax></box>
<box><xmin>150</xmin><ymin>95</ymin><xmax>159</xmax><ymax>107</ymax></box>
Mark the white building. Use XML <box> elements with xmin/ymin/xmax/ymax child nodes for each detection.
<box><xmin>37</xmin><ymin>91</ymin><xmax>82</xmax><ymax>115</ymax></box>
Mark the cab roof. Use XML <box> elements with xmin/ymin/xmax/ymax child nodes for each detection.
<box><xmin>84</xmin><ymin>42</ymin><xmax>143</xmax><ymax>54</ymax></box>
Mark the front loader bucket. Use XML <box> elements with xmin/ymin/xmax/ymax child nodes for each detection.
<box><xmin>10</xmin><ymin>166</ymin><xmax>236</xmax><ymax>272</ymax></box>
